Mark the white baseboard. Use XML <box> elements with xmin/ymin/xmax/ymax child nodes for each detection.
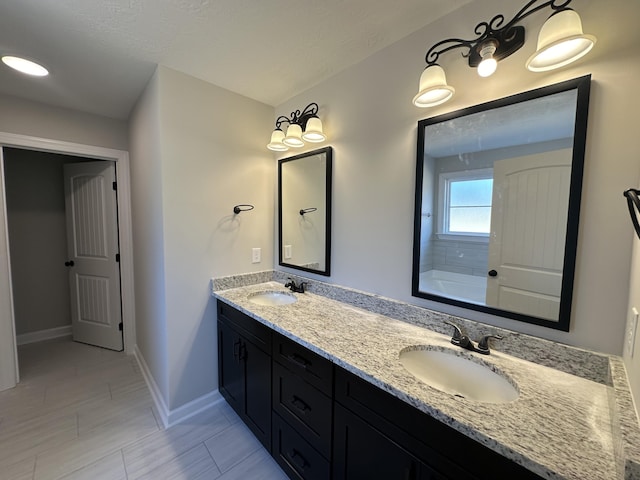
<box><xmin>133</xmin><ymin>345</ymin><xmax>223</xmax><ymax>429</ymax></box>
<box><xmin>16</xmin><ymin>325</ymin><xmax>72</xmax><ymax>346</ymax></box>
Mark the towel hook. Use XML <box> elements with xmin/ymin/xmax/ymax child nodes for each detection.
<box><xmin>624</xmin><ymin>189</ymin><xmax>640</xmax><ymax>239</ymax></box>
<box><xmin>233</xmin><ymin>204</ymin><xmax>254</xmax><ymax>214</ymax></box>
<box><xmin>299</xmin><ymin>207</ymin><xmax>317</xmax><ymax>216</ymax></box>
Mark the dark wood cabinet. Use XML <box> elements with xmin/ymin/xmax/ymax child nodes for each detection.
<box><xmin>273</xmin><ymin>412</ymin><xmax>331</xmax><ymax>480</ymax></box>
<box><xmin>271</xmin><ymin>332</ymin><xmax>334</xmax><ymax>479</ymax></box>
<box><xmin>334</xmin><ymin>366</ymin><xmax>542</xmax><ymax>480</ymax></box>
<box><xmin>216</xmin><ymin>300</ymin><xmax>544</xmax><ymax>480</ymax></box>
<box><xmin>333</xmin><ymin>403</ymin><xmax>444</xmax><ymax>480</ymax></box>
<box><xmin>217</xmin><ymin>301</ymin><xmax>272</xmax><ymax>450</ymax></box>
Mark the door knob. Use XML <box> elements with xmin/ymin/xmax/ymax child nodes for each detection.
<box><xmin>64</xmin><ymin>260</ymin><xmax>75</xmax><ymax>267</ymax></box>
<box><xmin>488</xmin><ymin>269</ymin><xmax>498</xmax><ymax>277</ymax></box>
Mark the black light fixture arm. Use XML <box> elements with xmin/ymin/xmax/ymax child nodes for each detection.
<box><xmin>274</xmin><ymin>103</ymin><xmax>319</xmax><ymax>130</ymax></box>
<box><xmin>424</xmin><ymin>0</ymin><xmax>573</xmax><ymax>68</ymax></box>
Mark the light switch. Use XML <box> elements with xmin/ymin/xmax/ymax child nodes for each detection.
<box><xmin>284</xmin><ymin>244</ymin><xmax>292</xmax><ymax>259</ymax></box>
<box><xmin>252</xmin><ymin>248</ymin><xmax>261</xmax><ymax>264</ymax></box>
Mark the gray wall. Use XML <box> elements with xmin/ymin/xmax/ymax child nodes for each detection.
<box><xmin>274</xmin><ymin>0</ymin><xmax>640</xmax><ymax>356</ymax></box>
<box><xmin>0</xmin><ymin>94</ymin><xmax>128</xmax><ymax>150</ymax></box>
<box><xmin>4</xmin><ymin>149</ymin><xmax>71</xmax><ymax>335</ymax></box>
<box><xmin>129</xmin><ymin>66</ymin><xmax>274</xmax><ymax>411</ymax></box>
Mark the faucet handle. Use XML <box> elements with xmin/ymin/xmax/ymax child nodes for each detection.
<box><xmin>476</xmin><ymin>334</ymin><xmax>503</xmax><ymax>355</ymax></box>
<box><xmin>444</xmin><ymin>321</ymin><xmax>472</xmax><ymax>349</ymax></box>
<box><xmin>443</xmin><ymin>320</ymin><xmax>463</xmax><ymax>341</ymax></box>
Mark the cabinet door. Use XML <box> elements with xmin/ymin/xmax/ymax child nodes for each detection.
<box><xmin>218</xmin><ymin>320</ymin><xmax>244</xmax><ymax>413</ymax></box>
<box><xmin>333</xmin><ymin>404</ymin><xmax>436</xmax><ymax>480</ymax></box>
<box><xmin>243</xmin><ymin>337</ymin><xmax>272</xmax><ymax>450</ymax></box>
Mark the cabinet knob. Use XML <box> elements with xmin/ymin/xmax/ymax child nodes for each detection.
<box><xmin>488</xmin><ymin>269</ymin><xmax>498</xmax><ymax>277</ymax></box>
<box><xmin>64</xmin><ymin>260</ymin><xmax>75</xmax><ymax>267</ymax></box>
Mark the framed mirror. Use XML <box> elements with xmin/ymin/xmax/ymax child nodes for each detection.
<box><xmin>279</xmin><ymin>146</ymin><xmax>332</xmax><ymax>276</ymax></box>
<box><xmin>412</xmin><ymin>76</ymin><xmax>591</xmax><ymax>331</ymax></box>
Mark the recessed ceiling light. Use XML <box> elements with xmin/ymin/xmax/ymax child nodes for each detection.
<box><xmin>1</xmin><ymin>56</ymin><xmax>49</xmax><ymax>77</ymax></box>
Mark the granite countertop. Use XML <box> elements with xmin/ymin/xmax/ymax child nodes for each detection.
<box><xmin>213</xmin><ymin>281</ymin><xmax>620</xmax><ymax>480</ymax></box>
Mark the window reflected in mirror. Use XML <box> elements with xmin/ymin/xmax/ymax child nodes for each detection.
<box><xmin>412</xmin><ymin>76</ymin><xmax>591</xmax><ymax>331</ymax></box>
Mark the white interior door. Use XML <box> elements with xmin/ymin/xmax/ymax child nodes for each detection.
<box><xmin>486</xmin><ymin>149</ymin><xmax>572</xmax><ymax>320</ymax></box>
<box><xmin>64</xmin><ymin>161</ymin><xmax>122</xmax><ymax>351</ymax></box>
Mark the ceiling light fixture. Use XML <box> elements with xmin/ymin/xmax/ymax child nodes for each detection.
<box><xmin>267</xmin><ymin>103</ymin><xmax>326</xmax><ymax>152</ymax></box>
<box><xmin>413</xmin><ymin>0</ymin><xmax>596</xmax><ymax>108</ymax></box>
<box><xmin>1</xmin><ymin>55</ymin><xmax>49</xmax><ymax>77</ymax></box>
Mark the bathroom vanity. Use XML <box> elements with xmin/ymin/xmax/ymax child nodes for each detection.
<box><xmin>213</xmin><ymin>278</ymin><xmax>639</xmax><ymax>479</ymax></box>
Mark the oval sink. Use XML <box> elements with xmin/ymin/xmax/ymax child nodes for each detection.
<box><xmin>399</xmin><ymin>347</ymin><xmax>518</xmax><ymax>403</ymax></box>
<box><xmin>248</xmin><ymin>291</ymin><xmax>297</xmax><ymax>306</ymax></box>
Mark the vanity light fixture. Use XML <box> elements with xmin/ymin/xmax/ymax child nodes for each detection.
<box><xmin>267</xmin><ymin>102</ymin><xmax>327</xmax><ymax>152</ymax></box>
<box><xmin>1</xmin><ymin>55</ymin><xmax>49</xmax><ymax>77</ymax></box>
<box><xmin>413</xmin><ymin>0</ymin><xmax>596</xmax><ymax>108</ymax></box>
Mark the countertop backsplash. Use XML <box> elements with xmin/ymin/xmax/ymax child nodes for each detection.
<box><xmin>213</xmin><ymin>270</ymin><xmax>611</xmax><ymax>384</ymax></box>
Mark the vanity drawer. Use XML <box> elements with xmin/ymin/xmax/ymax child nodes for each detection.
<box><xmin>334</xmin><ymin>367</ymin><xmax>542</xmax><ymax>480</ymax></box>
<box><xmin>272</xmin><ymin>361</ymin><xmax>332</xmax><ymax>457</ymax></box>
<box><xmin>272</xmin><ymin>412</ymin><xmax>331</xmax><ymax>480</ymax></box>
<box><xmin>272</xmin><ymin>332</ymin><xmax>333</xmax><ymax>395</ymax></box>
<box><xmin>217</xmin><ymin>300</ymin><xmax>271</xmax><ymax>353</ymax></box>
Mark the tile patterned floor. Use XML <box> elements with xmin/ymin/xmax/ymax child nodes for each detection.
<box><xmin>0</xmin><ymin>337</ymin><xmax>287</xmax><ymax>480</ymax></box>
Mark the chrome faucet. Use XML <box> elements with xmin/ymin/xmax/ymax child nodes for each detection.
<box><xmin>443</xmin><ymin>321</ymin><xmax>502</xmax><ymax>355</ymax></box>
<box><xmin>285</xmin><ymin>277</ymin><xmax>307</xmax><ymax>293</ymax></box>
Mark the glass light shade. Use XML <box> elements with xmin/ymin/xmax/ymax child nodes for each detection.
<box><xmin>1</xmin><ymin>55</ymin><xmax>49</xmax><ymax>76</ymax></box>
<box><xmin>267</xmin><ymin>129</ymin><xmax>289</xmax><ymax>151</ymax></box>
<box><xmin>412</xmin><ymin>65</ymin><xmax>455</xmax><ymax>108</ymax></box>
<box><xmin>526</xmin><ymin>9</ymin><xmax>596</xmax><ymax>72</ymax></box>
<box><xmin>301</xmin><ymin>117</ymin><xmax>326</xmax><ymax>143</ymax></box>
<box><xmin>283</xmin><ymin>124</ymin><xmax>304</xmax><ymax>147</ymax></box>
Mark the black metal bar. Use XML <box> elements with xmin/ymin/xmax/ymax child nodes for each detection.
<box><xmin>273</xmin><ymin>103</ymin><xmax>319</xmax><ymax>130</ymax></box>
<box><xmin>624</xmin><ymin>189</ymin><xmax>640</xmax><ymax>240</ymax></box>
<box><xmin>423</xmin><ymin>0</ymin><xmax>573</xmax><ymax>67</ymax></box>
<box><xmin>233</xmin><ymin>204</ymin><xmax>254</xmax><ymax>214</ymax></box>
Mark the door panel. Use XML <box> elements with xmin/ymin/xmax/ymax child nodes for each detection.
<box><xmin>244</xmin><ymin>339</ymin><xmax>272</xmax><ymax>449</ymax></box>
<box><xmin>486</xmin><ymin>149</ymin><xmax>572</xmax><ymax>320</ymax></box>
<box><xmin>64</xmin><ymin>162</ymin><xmax>122</xmax><ymax>350</ymax></box>
<box><xmin>218</xmin><ymin>320</ymin><xmax>244</xmax><ymax>411</ymax></box>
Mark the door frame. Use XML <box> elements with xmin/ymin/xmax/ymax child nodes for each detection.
<box><xmin>0</xmin><ymin>132</ymin><xmax>136</xmax><ymax>391</ymax></box>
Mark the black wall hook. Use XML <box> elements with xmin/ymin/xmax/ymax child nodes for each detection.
<box><xmin>233</xmin><ymin>204</ymin><xmax>254</xmax><ymax>214</ymax></box>
<box><xmin>624</xmin><ymin>189</ymin><xmax>640</xmax><ymax>239</ymax></box>
<box><xmin>299</xmin><ymin>207</ymin><xmax>317</xmax><ymax>216</ymax></box>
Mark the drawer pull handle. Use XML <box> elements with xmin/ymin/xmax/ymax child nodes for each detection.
<box><xmin>233</xmin><ymin>340</ymin><xmax>241</xmax><ymax>361</ymax></box>
<box><xmin>286</xmin><ymin>353</ymin><xmax>310</xmax><ymax>369</ymax></box>
<box><xmin>290</xmin><ymin>395</ymin><xmax>311</xmax><ymax>413</ymax></box>
<box><xmin>287</xmin><ymin>449</ymin><xmax>308</xmax><ymax>471</ymax></box>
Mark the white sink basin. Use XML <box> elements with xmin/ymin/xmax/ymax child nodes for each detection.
<box><xmin>248</xmin><ymin>291</ymin><xmax>297</xmax><ymax>306</ymax></box>
<box><xmin>399</xmin><ymin>347</ymin><xmax>519</xmax><ymax>403</ymax></box>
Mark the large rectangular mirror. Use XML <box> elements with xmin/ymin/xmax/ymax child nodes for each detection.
<box><xmin>412</xmin><ymin>76</ymin><xmax>591</xmax><ymax>331</ymax></box>
<box><xmin>279</xmin><ymin>146</ymin><xmax>332</xmax><ymax>276</ymax></box>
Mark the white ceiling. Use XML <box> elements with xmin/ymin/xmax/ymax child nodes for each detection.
<box><xmin>0</xmin><ymin>0</ymin><xmax>472</xmax><ymax>119</ymax></box>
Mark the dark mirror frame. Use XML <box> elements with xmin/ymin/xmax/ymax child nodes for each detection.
<box><xmin>279</xmin><ymin>146</ymin><xmax>333</xmax><ymax>276</ymax></box>
<box><xmin>412</xmin><ymin>75</ymin><xmax>591</xmax><ymax>331</ymax></box>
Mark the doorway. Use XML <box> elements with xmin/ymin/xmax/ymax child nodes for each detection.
<box><xmin>4</xmin><ymin>148</ymin><xmax>123</xmax><ymax>351</ymax></box>
<box><xmin>0</xmin><ymin>132</ymin><xmax>136</xmax><ymax>392</ymax></box>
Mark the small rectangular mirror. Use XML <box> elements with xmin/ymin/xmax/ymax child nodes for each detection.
<box><xmin>412</xmin><ymin>76</ymin><xmax>591</xmax><ymax>331</ymax></box>
<box><xmin>279</xmin><ymin>147</ymin><xmax>332</xmax><ymax>276</ymax></box>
